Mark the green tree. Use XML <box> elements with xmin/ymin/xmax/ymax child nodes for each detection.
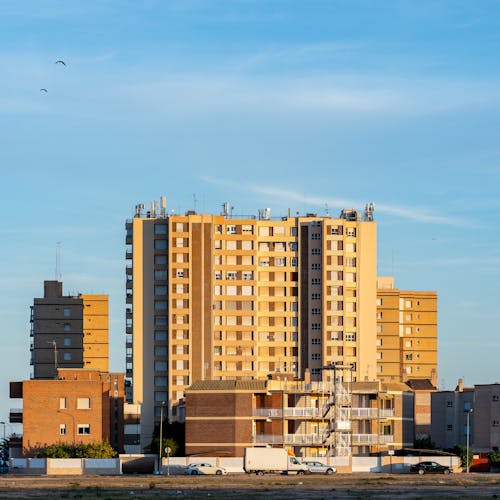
<box><xmin>488</xmin><ymin>451</ymin><xmax>500</xmax><ymax>465</ymax></box>
<box><xmin>151</xmin><ymin>437</ymin><xmax>178</xmax><ymax>457</ymax></box>
<box><xmin>414</xmin><ymin>437</ymin><xmax>435</xmax><ymax>450</ymax></box>
<box><xmin>453</xmin><ymin>444</ymin><xmax>473</xmax><ymax>470</ymax></box>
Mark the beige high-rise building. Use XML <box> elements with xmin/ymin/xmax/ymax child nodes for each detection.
<box><xmin>125</xmin><ymin>199</ymin><xmax>377</xmax><ymax>449</ymax></box>
<box><xmin>376</xmin><ymin>277</ymin><xmax>437</xmax><ymax>384</ymax></box>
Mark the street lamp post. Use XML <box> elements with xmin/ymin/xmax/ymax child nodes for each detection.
<box><xmin>465</xmin><ymin>408</ymin><xmax>473</xmax><ymax>473</ymax></box>
<box><xmin>158</xmin><ymin>401</ymin><xmax>166</xmax><ymax>475</ymax></box>
<box><xmin>0</xmin><ymin>421</ymin><xmax>5</xmax><ymax>465</ymax></box>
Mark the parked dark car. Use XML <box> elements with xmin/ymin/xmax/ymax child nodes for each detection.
<box><xmin>410</xmin><ymin>461</ymin><xmax>453</xmax><ymax>475</ymax></box>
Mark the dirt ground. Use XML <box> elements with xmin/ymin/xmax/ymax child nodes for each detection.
<box><xmin>0</xmin><ymin>473</ymin><xmax>499</xmax><ymax>499</ymax></box>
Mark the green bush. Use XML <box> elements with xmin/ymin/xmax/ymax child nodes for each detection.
<box><xmin>488</xmin><ymin>451</ymin><xmax>500</xmax><ymax>465</ymax></box>
<box><xmin>34</xmin><ymin>441</ymin><xmax>117</xmax><ymax>459</ymax></box>
<box><xmin>453</xmin><ymin>444</ymin><xmax>473</xmax><ymax>470</ymax></box>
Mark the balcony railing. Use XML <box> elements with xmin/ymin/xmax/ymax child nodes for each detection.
<box><xmin>379</xmin><ymin>408</ymin><xmax>395</xmax><ymax>418</ymax></box>
<box><xmin>351</xmin><ymin>434</ymin><xmax>394</xmax><ymax>445</ymax></box>
<box><xmin>351</xmin><ymin>408</ymin><xmax>378</xmax><ymax>419</ymax></box>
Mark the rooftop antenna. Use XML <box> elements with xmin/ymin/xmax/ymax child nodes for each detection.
<box><xmin>55</xmin><ymin>242</ymin><xmax>62</xmax><ymax>281</ymax></box>
<box><xmin>325</xmin><ymin>203</ymin><xmax>330</xmax><ymax>216</ymax></box>
<box><xmin>193</xmin><ymin>194</ymin><xmax>198</xmax><ymax>213</ymax></box>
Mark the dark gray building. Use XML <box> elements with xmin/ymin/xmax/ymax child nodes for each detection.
<box><xmin>30</xmin><ymin>281</ymin><xmax>84</xmax><ymax>379</ymax></box>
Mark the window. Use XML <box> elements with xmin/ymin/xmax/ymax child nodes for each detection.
<box><xmin>77</xmin><ymin>424</ymin><xmax>90</xmax><ymax>435</ymax></box>
<box><xmin>447</xmin><ymin>424</ymin><xmax>453</xmax><ymax>432</ymax></box>
<box><xmin>155</xmin><ymin>346</ymin><xmax>167</xmax><ymax>356</ymax></box>
<box><xmin>77</xmin><ymin>397</ymin><xmax>91</xmax><ymax>409</ymax></box>
<box><xmin>311</xmin><ymin>308</ymin><xmax>321</xmax><ymax>315</ymax></box>
<box><xmin>155</xmin><ymin>392</ymin><xmax>168</xmax><ymax>402</ymax></box>
<box><xmin>155</xmin><ymin>255</ymin><xmax>167</xmax><ymax>265</ymax></box>
<box><xmin>311</xmin><ymin>293</ymin><xmax>321</xmax><ymax>300</ymax></box>
<box><xmin>311</xmin><ymin>263</ymin><xmax>321</xmax><ymax>270</ymax></box>
<box><xmin>493</xmin><ymin>395</ymin><xmax>499</xmax><ymax>402</ymax></box>
<box><xmin>447</xmin><ymin>401</ymin><xmax>453</xmax><ymax>408</ymax></box>
<box><xmin>405</xmin><ymin>354</ymin><xmax>413</xmax><ymax>361</ymax></box>
<box><xmin>155</xmin><ymin>331</ymin><xmax>167</xmax><ymax>341</ymax></box>
<box><xmin>311</xmin><ymin>324</ymin><xmax>321</xmax><ymax>330</ymax></box>
<box><xmin>376</xmin><ymin>298</ymin><xmax>382</xmax><ymax>306</ymax></box>
<box><xmin>405</xmin><ymin>300</ymin><xmax>412</xmax><ymax>308</ymax></box>
<box><xmin>311</xmin><ymin>368</ymin><xmax>321</xmax><ymax>376</ymax></box>
<box><xmin>63</xmin><ymin>352</ymin><xmax>72</xmax><ymax>361</ymax></box>
<box><xmin>311</xmin><ymin>278</ymin><xmax>321</xmax><ymax>285</ymax></box>
<box><xmin>155</xmin><ymin>376</ymin><xmax>167</xmax><ymax>387</ymax></box>
<box><xmin>493</xmin><ymin>420</ymin><xmax>499</xmax><ymax>427</ymax></box>
<box><xmin>377</xmin><ymin>312</ymin><xmax>383</xmax><ymax>319</ymax></box>
<box><xmin>377</xmin><ymin>352</ymin><xmax>382</xmax><ymax>360</ymax></box>
<box><xmin>155</xmin><ymin>286</ymin><xmax>167</xmax><ymax>295</ymax></box>
<box><xmin>154</xmin><ymin>240</ymin><xmax>167</xmax><ymax>250</ymax></box>
<box><xmin>154</xmin><ymin>224</ymin><xmax>167</xmax><ymax>234</ymax></box>
<box><xmin>311</xmin><ymin>248</ymin><xmax>321</xmax><ymax>255</ymax></box>
<box><xmin>60</xmin><ymin>424</ymin><xmax>66</xmax><ymax>435</ymax></box>
<box><xmin>155</xmin><ymin>316</ymin><xmax>167</xmax><ymax>326</ymax></box>
<box><xmin>311</xmin><ymin>233</ymin><xmax>321</xmax><ymax>240</ymax></box>
<box><xmin>377</xmin><ymin>325</ymin><xmax>382</xmax><ymax>332</ymax></box>
<box><xmin>63</xmin><ymin>308</ymin><xmax>71</xmax><ymax>317</ymax></box>
<box><xmin>154</xmin><ymin>270</ymin><xmax>167</xmax><ymax>280</ymax></box>
<box><xmin>63</xmin><ymin>338</ymin><xmax>71</xmax><ymax>347</ymax></box>
<box><xmin>155</xmin><ymin>301</ymin><xmax>167</xmax><ymax>311</ymax></box>
<box><xmin>376</xmin><ymin>339</ymin><xmax>382</xmax><ymax>346</ymax></box>
<box><xmin>63</xmin><ymin>323</ymin><xmax>71</xmax><ymax>332</ymax></box>
<box><xmin>311</xmin><ymin>338</ymin><xmax>321</xmax><ymax>345</ymax></box>
<box><xmin>176</xmin><ymin>270</ymin><xmax>184</xmax><ymax>278</ymax></box>
<box><xmin>59</xmin><ymin>397</ymin><xmax>66</xmax><ymax>409</ymax></box>
<box><xmin>345</xmin><ymin>333</ymin><xmax>356</xmax><ymax>342</ymax></box>
<box><xmin>155</xmin><ymin>361</ymin><xmax>167</xmax><ymax>372</ymax></box>
<box><xmin>311</xmin><ymin>353</ymin><xmax>321</xmax><ymax>360</ymax></box>
<box><xmin>291</xmin><ymin>257</ymin><xmax>298</xmax><ymax>267</ymax></box>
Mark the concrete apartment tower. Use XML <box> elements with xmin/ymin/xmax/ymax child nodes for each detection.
<box><xmin>125</xmin><ymin>199</ymin><xmax>377</xmax><ymax>450</ymax></box>
<box><xmin>30</xmin><ymin>280</ymin><xmax>109</xmax><ymax>379</ymax></box>
<box><xmin>376</xmin><ymin>277</ymin><xmax>437</xmax><ymax>385</ymax></box>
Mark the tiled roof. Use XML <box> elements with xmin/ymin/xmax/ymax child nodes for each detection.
<box><xmin>405</xmin><ymin>379</ymin><xmax>437</xmax><ymax>391</ymax></box>
<box><xmin>186</xmin><ymin>380</ymin><xmax>267</xmax><ymax>392</ymax></box>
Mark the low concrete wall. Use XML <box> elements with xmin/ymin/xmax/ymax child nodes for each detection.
<box><xmin>84</xmin><ymin>458</ymin><xmax>121</xmax><ymax>475</ymax></box>
<box><xmin>10</xmin><ymin>458</ymin><xmax>47</xmax><ymax>475</ymax></box>
<box><xmin>46</xmin><ymin>458</ymin><xmax>83</xmax><ymax>475</ymax></box>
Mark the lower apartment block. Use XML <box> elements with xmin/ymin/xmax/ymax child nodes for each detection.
<box><xmin>9</xmin><ymin>368</ymin><xmax>125</xmax><ymax>456</ymax></box>
<box><xmin>185</xmin><ymin>378</ymin><xmax>414</xmax><ymax>457</ymax></box>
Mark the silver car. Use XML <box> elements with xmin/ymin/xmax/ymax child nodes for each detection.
<box><xmin>303</xmin><ymin>460</ymin><xmax>336</xmax><ymax>475</ymax></box>
<box><xmin>185</xmin><ymin>463</ymin><xmax>227</xmax><ymax>475</ymax></box>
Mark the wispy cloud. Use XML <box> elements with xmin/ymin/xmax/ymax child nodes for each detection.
<box><xmin>202</xmin><ymin>176</ymin><xmax>467</xmax><ymax>225</ymax></box>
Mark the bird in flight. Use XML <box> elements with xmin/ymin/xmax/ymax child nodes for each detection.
<box><xmin>40</xmin><ymin>88</ymin><xmax>48</xmax><ymax>93</ymax></box>
<box><xmin>55</xmin><ymin>60</ymin><xmax>66</xmax><ymax>66</ymax></box>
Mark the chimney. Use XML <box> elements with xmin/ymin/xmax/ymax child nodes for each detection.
<box><xmin>457</xmin><ymin>378</ymin><xmax>464</xmax><ymax>392</ymax></box>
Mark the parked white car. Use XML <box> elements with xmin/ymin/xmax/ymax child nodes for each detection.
<box><xmin>303</xmin><ymin>460</ymin><xmax>336</xmax><ymax>475</ymax></box>
<box><xmin>185</xmin><ymin>463</ymin><xmax>227</xmax><ymax>475</ymax></box>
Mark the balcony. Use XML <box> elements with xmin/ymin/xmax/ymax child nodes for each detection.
<box><xmin>379</xmin><ymin>408</ymin><xmax>395</xmax><ymax>418</ymax></box>
<box><xmin>351</xmin><ymin>408</ymin><xmax>378</xmax><ymax>419</ymax></box>
<box><xmin>253</xmin><ymin>408</ymin><xmax>282</xmax><ymax>418</ymax></box>
<box><xmin>9</xmin><ymin>408</ymin><xmax>23</xmax><ymax>424</ymax></box>
<box><xmin>254</xmin><ymin>434</ymin><xmax>326</xmax><ymax>446</ymax></box>
<box><xmin>284</xmin><ymin>407</ymin><xmax>322</xmax><ymax>418</ymax></box>
<box><xmin>126</xmin><ymin>251</ymin><xmax>133</xmax><ymax>259</ymax></box>
<box><xmin>351</xmin><ymin>434</ymin><xmax>394</xmax><ymax>445</ymax></box>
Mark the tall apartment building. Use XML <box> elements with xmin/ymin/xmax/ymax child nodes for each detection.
<box><xmin>30</xmin><ymin>281</ymin><xmax>108</xmax><ymax>379</ymax></box>
<box><xmin>376</xmin><ymin>277</ymin><xmax>437</xmax><ymax>385</ymax></box>
<box><xmin>125</xmin><ymin>199</ymin><xmax>377</xmax><ymax>449</ymax></box>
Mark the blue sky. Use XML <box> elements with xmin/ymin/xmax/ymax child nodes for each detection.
<box><xmin>1</xmin><ymin>0</ymin><xmax>500</xmax><ymax>429</ymax></box>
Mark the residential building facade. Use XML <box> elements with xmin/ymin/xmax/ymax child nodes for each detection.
<box><xmin>430</xmin><ymin>379</ymin><xmax>474</xmax><ymax>450</ymax></box>
<box><xmin>30</xmin><ymin>281</ymin><xmax>108</xmax><ymax>379</ymax></box>
<box><xmin>376</xmin><ymin>277</ymin><xmax>437</xmax><ymax>385</ymax></box>
<box><xmin>472</xmin><ymin>383</ymin><xmax>500</xmax><ymax>452</ymax></box>
<box><xmin>125</xmin><ymin>199</ymin><xmax>377</xmax><ymax>449</ymax></box>
<box><xmin>185</xmin><ymin>377</ymin><xmax>414</xmax><ymax>457</ymax></box>
<box><xmin>10</xmin><ymin>368</ymin><xmax>125</xmax><ymax>455</ymax></box>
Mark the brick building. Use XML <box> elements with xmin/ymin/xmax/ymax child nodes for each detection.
<box><xmin>185</xmin><ymin>377</ymin><xmax>414</xmax><ymax>458</ymax></box>
<box><xmin>10</xmin><ymin>369</ymin><xmax>125</xmax><ymax>456</ymax></box>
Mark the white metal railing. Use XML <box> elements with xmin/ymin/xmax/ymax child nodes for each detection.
<box><xmin>379</xmin><ymin>408</ymin><xmax>395</xmax><ymax>418</ymax></box>
<box><xmin>351</xmin><ymin>434</ymin><xmax>394</xmax><ymax>445</ymax></box>
<box><xmin>253</xmin><ymin>408</ymin><xmax>282</xmax><ymax>418</ymax></box>
<box><xmin>351</xmin><ymin>408</ymin><xmax>378</xmax><ymax>419</ymax></box>
<box><xmin>253</xmin><ymin>433</ymin><xmax>326</xmax><ymax>446</ymax></box>
<box><xmin>284</xmin><ymin>407</ymin><xmax>321</xmax><ymax>418</ymax></box>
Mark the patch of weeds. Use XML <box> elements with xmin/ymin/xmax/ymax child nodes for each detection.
<box><xmin>149</xmin><ymin>482</ymin><xmax>156</xmax><ymax>489</ymax></box>
<box><xmin>69</xmin><ymin>482</ymin><xmax>80</xmax><ymax>489</ymax></box>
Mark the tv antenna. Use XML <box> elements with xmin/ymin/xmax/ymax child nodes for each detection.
<box><xmin>47</xmin><ymin>340</ymin><xmax>58</xmax><ymax>378</ymax></box>
<box><xmin>193</xmin><ymin>194</ymin><xmax>198</xmax><ymax>213</ymax></box>
<box><xmin>55</xmin><ymin>242</ymin><xmax>62</xmax><ymax>281</ymax></box>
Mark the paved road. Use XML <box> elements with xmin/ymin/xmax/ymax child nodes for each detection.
<box><xmin>0</xmin><ymin>472</ymin><xmax>499</xmax><ymax>498</ymax></box>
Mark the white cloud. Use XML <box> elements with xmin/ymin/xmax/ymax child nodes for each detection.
<box><xmin>202</xmin><ymin>176</ymin><xmax>466</xmax><ymax>226</ymax></box>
